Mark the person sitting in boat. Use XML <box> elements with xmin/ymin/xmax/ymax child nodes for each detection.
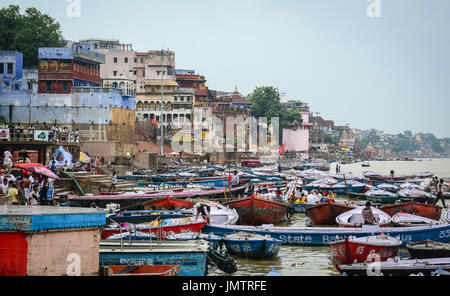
<box><xmin>306</xmin><ymin>191</ymin><xmax>318</xmax><ymax>204</ymax></box>
<box><xmin>314</xmin><ymin>189</ymin><xmax>323</xmax><ymax>200</ymax></box>
<box><xmin>261</xmin><ymin>186</ymin><xmax>269</xmax><ymax>194</ymax></box>
<box><xmin>362</xmin><ymin>202</ymin><xmax>377</xmax><ymax>225</ymax></box>
<box><xmin>320</xmin><ymin>192</ymin><xmax>330</xmax><ymax>203</ymax></box>
<box><xmin>274</xmin><ymin>188</ymin><xmax>283</xmax><ymax>202</ymax></box>
<box><xmin>300</xmin><ymin>193</ymin><xmax>307</xmax><ymax>203</ymax></box>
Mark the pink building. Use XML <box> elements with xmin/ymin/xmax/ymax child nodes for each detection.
<box><xmin>282</xmin><ymin>111</ymin><xmax>312</xmax><ymax>159</ymax></box>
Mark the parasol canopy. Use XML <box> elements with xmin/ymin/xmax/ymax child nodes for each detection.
<box><xmin>14</xmin><ymin>163</ymin><xmax>59</xmax><ymax>179</ymax></box>
<box><xmin>79</xmin><ymin>152</ymin><xmax>91</xmax><ymax>164</ymax></box>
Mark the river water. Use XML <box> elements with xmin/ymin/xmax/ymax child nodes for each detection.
<box><xmin>208</xmin><ymin>159</ymin><xmax>450</xmax><ymax>276</ymax></box>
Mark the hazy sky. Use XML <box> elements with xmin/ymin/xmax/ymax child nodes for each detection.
<box><xmin>2</xmin><ymin>0</ymin><xmax>450</xmax><ymax>138</ymax></box>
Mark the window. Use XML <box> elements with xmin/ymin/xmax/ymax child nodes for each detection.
<box><xmin>0</xmin><ymin>63</ymin><xmax>3</xmax><ymax>74</ymax></box>
<box><xmin>140</xmin><ymin>58</ymin><xmax>144</xmax><ymax>63</ymax></box>
<box><xmin>49</xmin><ymin>60</ymin><xmax>58</xmax><ymax>71</ymax></box>
<box><xmin>7</xmin><ymin>63</ymin><xmax>13</xmax><ymax>74</ymax></box>
<box><xmin>46</xmin><ymin>82</ymin><xmax>52</xmax><ymax>92</ymax></box>
<box><xmin>60</xmin><ymin>59</ymin><xmax>71</xmax><ymax>72</ymax></box>
<box><xmin>63</xmin><ymin>82</ymin><xmax>69</xmax><ymax>92</ymax></box>
<box><xmin>113</xmin><ymin>71</ymin><xmax>117</xmax><ymax>76</ymax></box>
<box><xmin>134</xmin><ymin>58</ymin><xmax>137</xmax><ymax>63</ymax></box>
<box><xmin>134</xmin><ymin>71</ymin><xmax>137</xmax><ymax>75</ymax></box>
<box><xmin>113</xmin><ymin>57</ymin><xmax>118</xmax><ymax>63</ymax></box>
<box><xmin>124</xmin><ymin>57</ymin><xmax>128</xmax><ymax>63</ymax></box>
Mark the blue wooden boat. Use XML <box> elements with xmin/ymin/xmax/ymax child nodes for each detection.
<box><xmin>223</xmin><ymin>232</ymin><xmax>282</xmax><ymax>258</ymax></box>
<box><xmin>202</xmin><ymin>223</ymin><xmax>450</xmax><ymax>247</ymax></box>
<box><xmin>99</xmin><ymin>240</ymin><xmax>208</xmax><ymax>276</ymax></box>
<box><xmin>365</xmin><ymin>189</ymin><xmax>398</xmax><ymax>204</ymax></box>
<box><xmin>106</xmin><ymin>230</ymin><xmax>223</xmax><ymax>250</ymax></box>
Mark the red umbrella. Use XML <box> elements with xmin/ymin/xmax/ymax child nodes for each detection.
<box><xmin>14</xmin><ymin>163</ymin><xmax>59</xmax><ymax>179</ymax></box>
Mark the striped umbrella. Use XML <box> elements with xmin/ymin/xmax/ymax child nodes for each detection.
<box><xmin>79</xmin><ymin>152</ymin><xmax>91</xmax><ymax>164</ymax></box>
<box><xmin>14</xmin><ymin>163</ymin><xmax>59</xmax><ymax>179</ymax></box>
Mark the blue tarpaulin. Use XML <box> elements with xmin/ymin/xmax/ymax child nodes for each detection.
<box><xmin>53</xmin><ymin>146</ymin><xmax>73</xmax><ymax>167</ymax></box>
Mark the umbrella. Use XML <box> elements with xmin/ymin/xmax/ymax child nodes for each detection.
<box><xmin>79</xmin><ymin>152</ymin><xmax>91</xmax><ymax>164</ymax></box>
<box><xmin>14</xmin><ymin>163</ymin><xmax>59</xmax><ymax>179</ymax></box>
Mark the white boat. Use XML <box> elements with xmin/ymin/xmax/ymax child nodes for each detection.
<box><xmin>392</xmin><ymin>213</ymin><xmax>442</xmax><ymax>227</ymax></box>
<box><xmin>195</xmin><ymin>201</ymin><xmax>239</xmax><ymax>226</ymax></box>
<box><xmin>376</xmin><ymin>183</ymin><xmax>399</xmax><ymax>193</ymax></box>
<box><xmin>336</xmin><ymin>206</ymin><xmax>392</xmax><ymax>227</ymax></box>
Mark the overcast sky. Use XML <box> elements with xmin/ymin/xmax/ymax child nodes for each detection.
<box><xmin>2</xmin><ymin>0</ymin><xmax>450</xmax><ymax>138</ymax></box>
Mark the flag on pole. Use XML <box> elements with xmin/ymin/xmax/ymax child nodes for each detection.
<box><xmin>279</xmin><ymin>144</ymin><xmax>286</xmax><ymax>155</ymax></box>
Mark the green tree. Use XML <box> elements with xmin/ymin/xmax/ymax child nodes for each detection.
<box><xmin>431</xmin><ymin>139</ymin><xmax>444</xmax><ymax>153</ymax></box>
<box><xmin>357</xmin><ymin>137</ymin><xmax>370</xmax><ymax>150</ymax></box>
<box><xmin>0</xmin><ymin>5</ymin><xmax>66</xmax><ymax>68</ymax></box>
<box><xmin>247</xmin><ymin>86</ymin><xmax>302</xmax><ymax>129</ymax></box>
<box><xmin>323</xmin><ymin>134</ymin><xmax>335</xmax><ymax>144</ymax></box>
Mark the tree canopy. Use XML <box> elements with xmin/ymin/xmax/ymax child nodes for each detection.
<box><xmin>247</xmin><ymin>86</ymin><xmax>302</xmax><ymax>130</ymax></box>
<box><xmin>0</xmin><ymin>5</ymin><xmax>66</xmax><ymax>68</ymax></box>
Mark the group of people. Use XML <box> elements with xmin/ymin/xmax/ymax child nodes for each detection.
<box><xmin>0</xmin><ymin>122</ymin><xmax>80</xmax><ymax>143</ymax></box>
<box><xmin>291</xmin><ymin>188</ymin><xmax>336</xmax><ymax>204</ymax></box>
<box><xmin>0</xmin><ymin>170</ymin><xmax>55</xmax><ymax>206</ymax></box>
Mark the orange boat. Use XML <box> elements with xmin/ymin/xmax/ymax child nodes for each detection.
<box><xmin>103</xmin><ymin>265</ymin><xmax>180</xmax><ymax>276</ymax></box>
<box><xmin>223</xmin><ymin>196</ymin><xmax>289</xmax><ymax>225</ymax></box>
<box><xmin>306</xmin><ymin>202</ymin><xmax>355</xmax><ymax>225</ymax></box>
<box><xmin>143</xmin><ymin>196</ymin><xmax>195</xmax><ymax>210</ymax></box>
<box><xmin>380</xmin><ymin>201</ymin><xmax>442</xmax><ymax>221</ymax></box>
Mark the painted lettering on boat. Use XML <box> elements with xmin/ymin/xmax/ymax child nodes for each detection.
<box><xmin>278</xmin><ymin>235</ymin><xmax>313</xmax><ymax>244</ymax></box>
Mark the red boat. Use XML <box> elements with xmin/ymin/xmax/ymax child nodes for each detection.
<box><xmin>380</xmin><ymin>201</ymin><xmax>442</xmax><ymax>221</ymax></box>
<box><xmin>143</xmin><ymin>196</ymin><xmax>195</xmax><ymax>210</ymax></box>
<box><xmin>223</xmin><ymin>196</ymin><xmax>289</xmax><ymax>225</ymax></box>
<box><xmin>306</xmin><ymin>202</ymin><xmax>355</xmax><ymax>225</ymax></box>
<box><xmin>330</xmin><ymin>234</ymin><xmax>402</xmax><ymax>265</ymax></box>
<box><xmin>103</xmin><ymin>265</ymin><xmax>180</xmax><ymax>276</ymax></box>
<box><xmin>101</xmin><ymin>221</ymin><xmax>206</xmax><ymax>240</ymax></box>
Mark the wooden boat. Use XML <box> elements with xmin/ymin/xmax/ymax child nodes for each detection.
<box><xmin>380</xmin><ymin>201</ymin><xmax>442</xmax><ymax>221</ymax></box>
<box><xmin>101</xmin><ymin>220</ymin><xmax>207</xmax><ymax>240</ymax></box>
<box><xmin>338</xmin><ymin>257</ymin><xmax>450</xmax><ymax>276</ymax></box>
<box><xmin>202</xmin><ymin>223</ymin><xmax>450</xmax><ymax>246</ymax></box>
<box><xmin>336</xmin><ymin>207</ymin><xmax>392</xmax><ymax>227</ymax></box>
<box><xmin>143</xmin><ymin>196</ymin><xmax>195</xmax><ymax>210</ymax></box>
<box><xmin>223</xmin><ymin>196</ymin><xmax>290</xmax><ymax>225</ymax></box>
<box><xmin>365</xmin><ymin>189</ymin><xmax>397</xmax><ymax>204</ymax></box>
<box><xmin>106</xmin><ymin>230</ymin><xmax>224</xmax><ymax>250</ymax></box>
<box><xmin>407</xmin><ymin>240</ymin><xmax>450</xmax><ymax>259</ymax></box>
<box><xmin>398</xmin><ymin>189</ymin><xmax>435</xmax><ymax>204</ymax></box>
<box><xmin>363</xmin><ymin>171</ymin><xmax>434</xmax><ymax>183</ymax></box>
<box><xmin>106</xmin><ymin>210</ymin><xmax>192</xmax><ymax>224</ymax></box>
<box><xmin>306</xmin><ymin>202</ymin><xmax>355</xmax><ymax>225</ymax></box>
<box><xmin>290</xmin><ymin>203</ymin><xmax>316</xmax><ymax>214</ymax></box>
<box><xmin>376</xmin><ymin>183</ymin><xmax>399</xmax><ymax>193</ymax></box>
<box><xmin>330</xmin><ymin>234</ymin><xmax>401</xmax><ymax>265</ymax></box>
<box><xmin>68</xmin><ymin>185</ymin><xmax>247</xmax><ymax>209</ymax></box>
<box><xmin>391</xmin><ymin>213</ymin><xmax>441</xmax><ymax>227</ymax></box>
<box><xmin>223</xmin><ymin>232</ymin><xmax>282</xmax><ymax>259</ymax></box>
<box><xmin>102</xmin><ymin>264</ymin><xmax>180</xmax><ymax>276</ymax></box>
<box><xmin>99</xmin><ymin>240</ymin><xmax>209</xmax><ymax>276</ymax></box>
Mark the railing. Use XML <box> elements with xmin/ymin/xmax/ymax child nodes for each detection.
<box><xmin>1</xmin><ymin>127</ymin><xmax>80</xmax><ymax>144</ymax></box>
<box><xmin>71</xmin><ymin>86</ymin><xmax>121</xmax><ymax>95</ymax></box>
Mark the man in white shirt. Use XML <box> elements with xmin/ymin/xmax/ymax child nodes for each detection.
<box><xmin>230</xmin><ymin>171</ymin><xmax>240</xmax><ymax>188</ymax></box>
<box><xmin>306</xmin><ymin>191</ymin><xmax>318</xmax><ymax>204</ymax></box>
<box><xmin>0</xmin><ymin>178</ymin><xmax>9</xmax><ymax>195</ymax></box>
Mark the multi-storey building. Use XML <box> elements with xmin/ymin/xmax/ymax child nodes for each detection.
<box><xmin>37</xmin><ymin>44</ymin><xmax>103</xmax><ymax>94</ymax></box>
<box><xmin>0</xmin><ymin>51</ymin><xmax>23</xmax><ymax>91</ymax></box>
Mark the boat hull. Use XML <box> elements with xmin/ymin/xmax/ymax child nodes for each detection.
<box><xmin>223</xmin><ymin>197</ymin><xmax>289</xmax><ymax>225</ymax></box>
<box><xmin>330</xmin><ymin>238</ymin><xmax>399</xmax><ymax>265</ymax></box>
<box><xmin>366</xmin><ymin>195</ymin><xmax>397</xmax><ymax>204</ymax></box>
<box><xmin>203</xmin><ymin>224</ymin><xmax>450</xmax><ymax>246</ymax></box>
<box><xmin>101</xmin><ymin>221</ymin><xmax>207</xmax><ymax>240</ymax></box>
<box><xmin>224</xmin><ymin>239</ymin><xmax>282</xmax><ymax>259</ymax></box>
<box><xmin>306</xmin><ymin>202</ymin><xmax>355</xmax><ymax>225</ymax></box>
<box><xmin>143</xmin><ymin>197</ymin><xmax>195</xmax><ymax>210</ymax></box>
<box><xmin>99</xmin><ymin>248</ymin><xmax>207</xmax><ymax>276</ymax></box>
<box><xmin>381</xmin><ymin>201</ymin><xmax>442</xmax><ymax>221</ymax></box>
<box><xmin>102</xmin><ymin>264</ymin><xmax>180</xmax><ymax>276</ymax></box>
